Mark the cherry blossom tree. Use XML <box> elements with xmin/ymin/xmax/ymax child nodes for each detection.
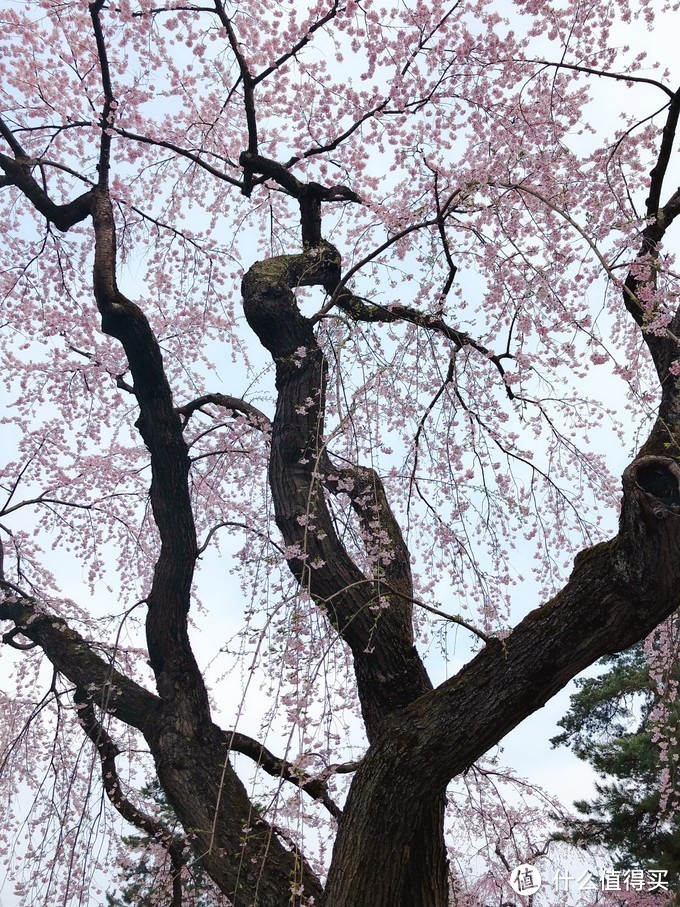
<box><xmin>1</xmin><ymin>0</ymin><xmax>680</xmax><ymax>904</ymax></box>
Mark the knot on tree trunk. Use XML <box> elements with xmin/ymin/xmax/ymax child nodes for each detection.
<box><xmin>241</xmin><ymin>243</ymin><xmax>341</xmax><ymax>367</ymax></box>
<box><xmin>618</xmin><ymin>456</ymin><xmax>680</xmax><ymax>604</ymax></box>
<box><xmin>631</xmin><ymin>457</ymin><xmax>680</xmax><ymax>512</ymax></box>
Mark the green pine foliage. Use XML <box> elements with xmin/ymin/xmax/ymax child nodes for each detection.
<box><xmin>552</xmin><ymin>645</ymin><xmax>680</xmax><ymax>886</ymax></box>
<box><xmin>105</xmin><ymin>782</ymin><xmax>227</xmax><ymax>907</ymax></box>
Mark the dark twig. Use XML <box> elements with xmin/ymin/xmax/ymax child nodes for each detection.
<box><xmin>224</xmin><ymin>729</ymin><xmax>344</xmax><ymax>819</ymax></box>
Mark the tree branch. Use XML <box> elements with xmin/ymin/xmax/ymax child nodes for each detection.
<box><xmin>75</xmin><ymin>688</ymin><xmax>187</xmax><ymax>907</ymax></box>
<box><xmin>0</xmin><ymin>592</ymin><xmax>159</xmax><ymax>730</ymax></box>
<box><xmin>110</xmin><ymin>124</ymin><xmax>243</xmax><ymax>188</ymax></box>
<box><xmin>619</xmin><ymin>88</ymin><xmax>680</xmax><ymax>457</ymax></box>
<box><xmin>0</xmin><ymin>589</ymin><xmax>323</xmax><ymax>906</ymax></box>
<box><xmin>242</xmin><ymin>243</ymin><xmax>433</xmax><ymax>740</ymax></box>
<box><xmin>224</xmin><ymin>729</ymin><xmax>343</xmax><ymax>819</ymax></box>
<box><xmin>239</xmin><ymin>151</ymin><xmax>361</xmax><ymax>246</ymax></box>
<box><xmin>0</xmin><ymin>117</ymin><xmax>92</xmax><ymax>231</ymax></box>
<box><xmin>252</xmin><ymin>1</ymin><xmax>342</xmax><ymax>87</ymax></box>
<box><xmin>321</xmin><ymin>459</ymin><xmax>414</xmax><ymax>603</ymax></box>
<box><xmin>518</xmin><ymin>58</ymin><xmax>675</xmax><ymax>100</ymax></box>
<box><xmin>212</xmin><ymin>0</ymin><xmax>258</xmax><ymax>193</ymax></box>
<box><xmin>330</xmin><ymin>290</ymin><xmax>512</xmax><ymax>392</ymax></box>
<box><xmin>91</xmin><ymin>188</ymin><xmax>204</xmax><ymax>718</ymax></box>
<box><xmin>645</xmin><ymin>86</ymin><xmax>680</xmax><ymax>216</ymax></box>
<box><xmin>176</xmin><ymin>393</ymin><xmax>271</xmax><ymax>432</ymax></box>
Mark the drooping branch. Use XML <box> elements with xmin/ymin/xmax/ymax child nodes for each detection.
<box><xmin>337</xmin><ymin>291</ymin><xmax>502</xmax><ymax>359</ymax></box>
<box><xmin>75</xmin><ymin>690</ymin><xmax>187</xmax><ymax>907</ymax></box>
<box><xmin>76</xmin><ymin>691</ymin><xmax>176</xmax><ymax>841</ymax></box>
<box><xmin>504</xmin><ymin>156</ymin><xmax>680</xmax><ymax>456</ymax></box>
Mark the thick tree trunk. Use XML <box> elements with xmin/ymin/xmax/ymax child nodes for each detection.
<box><xmin>324</xmin><ymin>456</ymin><xmax>680</xmax><ymax>906</ymax></box>
<box><xmin>146</xmin><ymin>721</ymin><xmax>325</xmax><ymax>907</ymax></box>
<box><xmin>240</xmin><ymin>220</ymin><xmax>680</xmax><ymax>906</ymax></box>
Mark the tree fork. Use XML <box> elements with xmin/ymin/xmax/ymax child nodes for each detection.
<box><xmin>324</xmin><ymin>456</ymin><xmax>680</xmax><ymax>906</ymax></box>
